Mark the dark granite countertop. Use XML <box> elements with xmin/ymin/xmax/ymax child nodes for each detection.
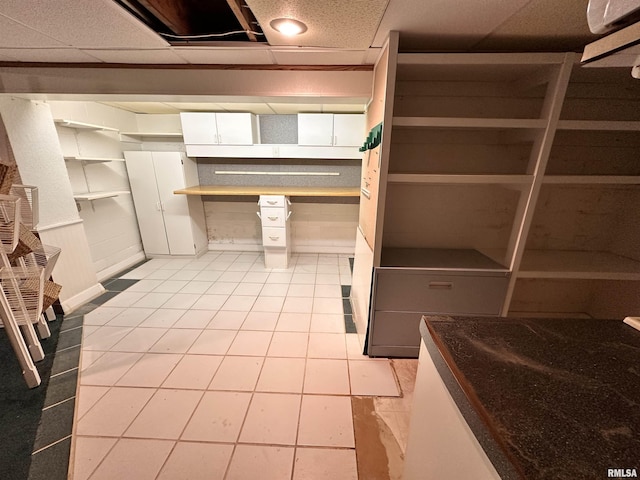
<box><xmin>420</xmin><ymin>315</ymin><xmax>640</xmax><ymax>480</ymax></box>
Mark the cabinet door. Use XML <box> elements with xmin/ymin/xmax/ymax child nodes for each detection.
<box><xmin>333</xmin><ymin>114</ymin><xmax>365</xmax><ymax>147</ymax></box>
<box><xmin>298</xmin><ymin>114</ymin><xmax>334</xmax><ymax>146</ymax></box>
<box><xmin>123</xmin><ymin>151</ymin><xmax>169</xmax><ymax>255</ymax></box>
<box><xmin>152</xmin><ymin>152</ymin><xmax>195</xmax><ymax>255</ymax></box>
<box><xmin>215</xmin><ymin>113</ymin><xmax>257</xmax><ymax>145</ymax></box>
<box><xmin>180</xmin><ymin>112</ymin><xmax>219</xmax><ymax>144</ymax></box>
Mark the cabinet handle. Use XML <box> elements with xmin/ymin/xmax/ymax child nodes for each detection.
<box><xmin>428</xmin><ymin>282</ymin><xmax>453</xmax><ymax>290</ymax></box>
<box><xmin>256</xmin><ymin>212</ymin><xmax>261</xmax><ymax>219</ymax></box>
<box><xmin>269</xmin><ymin>236</ymin><xmax>280</xmax><ymax>241</ymax></box>
<box><xmin>268</xmin><ymin>216</ymin><xmax>278</xmax><ymax>221</ymax></box>
<box><xmin>267</xmin><ymin>200</ymin><xmax>277</xmax><ymax>205</ymax></box>
<box><xmin>286</xmin><ymin>211</ymin><xmax>292</xmax><ymax>220</ymax></box>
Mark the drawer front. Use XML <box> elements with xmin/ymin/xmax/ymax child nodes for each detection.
<box><xmin>259</xmin><ymin>195</ymin><xmax>285</xmax><ymax>207</ymax></box>
<box><xmin>370</xmin><ymin>311</ymin><xmax>422</xmax><ymax>349</ymax></box>
<box><xmin>374</xmin><ymin>270</ymin><xmax>508</xmax><ymax>315</ymax></box>
<box><xmin>260</xmin><ymin>207</ymin><xmax>286</xmax><ymax>227</ymax></box>
<box><xmin>262</xmin><ymin>226</ymin><xmax>287</xmax><ymax>247</ymax></box>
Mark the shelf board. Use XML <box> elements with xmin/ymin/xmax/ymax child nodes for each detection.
<box><xmin>556</xmin><ymin>120</ymin><xmax>640</xmax><ymax>131</ymax></box>
<box><xmin>380</xmin><ymin>247</ymin><xmax>509</xmax><ymax>271</ymax></box>
<box><xmin>54</xmin><ymin>119</ymin><xmax>119</xmax><ymax>132</ymax></box>
<box><xmin>542</xmin><ymin>176</ymin><xmax>640</xmax><ymax>185</ymax></box>
<box><xmin>175</xmin><ymin>185</ymin><xmax>360</xmax><ymax>197</ymax></box>
<box><xmin>393</xmin><ymin>116</ymin><xmax>547</xmax><ymax>129</ymax></box>
<box><xmin>120</xmin><ymin>132</ymin><xmax>183</xmax><ymax>138</ymax></box>
<box><xmin>518</xmin><ymin>250</ymin><xmax>640</xmax><ymax>280</ymax></box>
<box><xmin>73</xmin><ymin>191</ymin><xmax>130</xmax><ymax>201</ymax></box>
<box><xmin>64</xmin><ymin>156</ymin><xmax>125</xmax><ymax>163</ymax></box>
<box><xmin>387</xmin><ymin>174</ymin><xmax>533</xmax><ymax>185</ymax></box>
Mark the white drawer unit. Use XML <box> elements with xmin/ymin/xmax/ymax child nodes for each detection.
<box><xmin>258</xmin><ymin>195</ymin><xmax>291</xmax><ymax>268</ymax></box>
<box><xmin>262</xmin><ymin>227</ymin><xmax>287</xmax><ymax>247</ymax></box>
<box><xmin>259</xmin><ymin>195</ymin><xmax>286</xmax><ymax>208</ymax></box>
<box><xmin>260</xmin><ymin>207</ymin><xmax>287</xmax><ymax>227</ymax></box>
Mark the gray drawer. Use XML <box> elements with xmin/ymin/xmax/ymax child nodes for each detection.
<box><xmin>373</xmin><ymin>269</ymin><xmax>508</xmax><ymax>315</ymax></box>
<box><xmin>370</xmin><ymin>311</ymin><xmax>423</xmax><ymax>348</ymax></box>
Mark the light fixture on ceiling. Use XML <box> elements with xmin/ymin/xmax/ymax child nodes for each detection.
<box><xmin>270</xmin><ymin>18</ymin><xmax>308</xmax><ymax>36</ymax></box>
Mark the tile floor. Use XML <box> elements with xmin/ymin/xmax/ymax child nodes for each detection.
<box><xmin>71</xmin><ymin>252</ymin><xmax>400</xmax><ymax>480</ymax></box>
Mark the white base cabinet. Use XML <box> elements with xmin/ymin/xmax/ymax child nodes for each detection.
<box><xmin>258</xmin><ymin>195</ymin><xmax>291</xmax><ymax>268</ymax></box>
<box><xmin>124</xmin><ymin>151</ymin><xmax>207</xmax><ymax>256</ymax></box>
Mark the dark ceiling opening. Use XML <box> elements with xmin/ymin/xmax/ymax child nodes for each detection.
<box><xmin>114</xmin><ymin>0</ymin><xmax>265</xmax><ymax>44</ymax></box>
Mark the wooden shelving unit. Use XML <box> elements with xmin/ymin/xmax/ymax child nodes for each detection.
<box><xmin>354</xmin><ymin>43</ymin><xmax>640</xmax><ymax>356</ymax></box>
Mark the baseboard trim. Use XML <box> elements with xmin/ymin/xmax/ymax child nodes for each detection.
<box><xmin>208</xmin><ymin>243</ymin><xmax>263</xmax><ymax>252</ymax></box>
<box><xmin>95</xmin><ymin>251</ymin><xmax>146</xmax><ymax>282</ymax></box>
<box><xmin>60</xmin><ymin>283</ymin><xmax>106</xmax><ymax>314</ymax></box>
<box><xmin>208</xmin><ymin>243</ymin><xmax>355</xmax><ymax>255</ymax></box>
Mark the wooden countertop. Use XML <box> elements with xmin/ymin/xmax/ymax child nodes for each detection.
<box><xmin>174</xmin><ymin>185</ymin><xmax>361</xmax><ymax>197</ymax></box>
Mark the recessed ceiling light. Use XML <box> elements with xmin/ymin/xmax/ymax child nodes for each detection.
<box><xmin>270</xmin><ymin>18</ymin><xmax>308</xmax><ymax>36</ymax></box>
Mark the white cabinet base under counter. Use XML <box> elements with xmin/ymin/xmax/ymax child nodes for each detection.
<box><xmin>258</xmin><ymin>195</ymin><xmax>291</xmax><ymax>268</ymax></box>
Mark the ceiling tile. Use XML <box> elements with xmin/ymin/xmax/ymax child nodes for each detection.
<box><xmin>473</xmin><ymin>0</ymin><xmax>598</xmax><ymax>51</ymax></box>
<box><xmin>82</xmin><ymin>49</ymin><xmax>188</xmax><ymax>64</ymax></box>
<box><xmin>0</xmin><ymin>51</ymin><xmax>18</xmax><ymax>61</ymax></box>
<box><xmin>164</xmin><ymin>102</ymin><xmax>226</xmax><ymax>111</ymax></box>
<box><xmin>172</xmin><ymin>48</ymin><xmax>274</xmax><ymax>65</ymax></box>
<box><xmin>0</xmin><ymin>0</ymin><xmax>167</xmax><ymax>48</ymax></box>
<box><xmin>246</xmin><ymin>0</ymin><xmax>388</xmax><ymax>48</ymax></box>
<box><xmin>0</xmin><ymin>48</ymin><xmax>104</xmax><ymax>63</ymax></box>
<box><xmin>271</xmin><ymin>50</ymin><xmax>367</xmax><ymax>65</ymax></box>
<box><xmin>0</xmin><ymin>14</ymin><xmax>66</xmax><ymax>48</ymax></box>
<box><xmin>371</xmin><ymin>0</ymin><xmax>531</xmax><ymax>50</ymax></box>
<box><xmin>100</xmin><ymin>102</ymin><xmax>181</xmax><ymax>114</ymax></box>
<box><xmin>321</xmin><ymin>104</ymin><xmax>366</xmax><ymax>113</ymax></box>
<box><xmin>267</xmin><ymin>103</ymin><xmax>322</xmax><ymax>114</ymax></box>
<box><xmin>214</xmin><ymin>103</ymin><xmax>276</xmax><ymax>114</ymax></box>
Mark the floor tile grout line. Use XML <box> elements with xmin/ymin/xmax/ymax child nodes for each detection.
<box><xmin>43</xmin><ymin>395</ymin><xmax>76</xmax><ymax>412</ymax></box>
<box><xmin>50</xmin><ymin>366</ymin><xmax>79</xmax><ymax>378</ymax></box>
<box><xmin>31</xmin><ymin>434</ymin><xmax>72</xmax><ymax>456</ymax></box>
<box><xmin>72</xmin><ymin>254</ymin><xmax>362</xmax><ymax>479</ymax></box>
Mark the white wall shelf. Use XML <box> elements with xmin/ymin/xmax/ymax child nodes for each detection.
<box><xmin>73</xmin><ymin>191</ymin><xmax>130</xmax><ymax>201</ymax></box>
<box><xmin>54</xmin><ymin>119</ymin><xmax>119</xmax><ymax>132</ymax></box>
<box><xmin>64</xmin><ymin>156</ymin><xmax>125</xmax><ymax>163</ymax></box>
<box><xmin>120</xmin><ymin>132</ymin><xmax>183</xmax><ymax>138</ymax></box>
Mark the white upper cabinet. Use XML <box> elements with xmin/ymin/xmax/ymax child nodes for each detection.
<box><xmin>298</xmin><ymin>113</ymin><xmax>365</xmax><ymax>147</ymax></box>
<box><xmin>180</xmin><ymin>112</ymin><xmax>218</xmax><ymax>144</ymax></box>
<box><xmin>215</xmin><ymin>113</ymin><xmax>258</xmax><ymax>145</ymax></box>
<box><xmin>180</xmin><ymin>112</ymin><xmax>257</xmax><ymax>145</ymax></box>
<box><xmin>333</xmin><ymin>114</ymin><xmax>366</xmax><ymax>146</ymax></box>
<box><xmin>298</xmin><ymin>114</ymin><xmax>335</xmax><ymax>146</ymax></box>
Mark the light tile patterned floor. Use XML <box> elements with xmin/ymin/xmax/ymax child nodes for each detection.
<box><xmin>71</xmin><ymin>252</ymin><xmax>400</xmax><ymax>480</ymax></box>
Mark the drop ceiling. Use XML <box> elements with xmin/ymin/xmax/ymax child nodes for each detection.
<box><xmin>0</xmin><ymin>0</ymin><xmax>605</xmax><ymax>114</ymax></box>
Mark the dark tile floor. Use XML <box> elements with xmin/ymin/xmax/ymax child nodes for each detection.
<box><xmin>26</xmin><ymin>265</ymin><xmax>143</xmax><ymax>480</ymax></box>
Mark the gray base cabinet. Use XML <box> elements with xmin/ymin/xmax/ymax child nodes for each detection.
<box><xmin>368</xmin><ymin>267</ymin><xmax>509</xmax><ymax>357</ymax></box>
